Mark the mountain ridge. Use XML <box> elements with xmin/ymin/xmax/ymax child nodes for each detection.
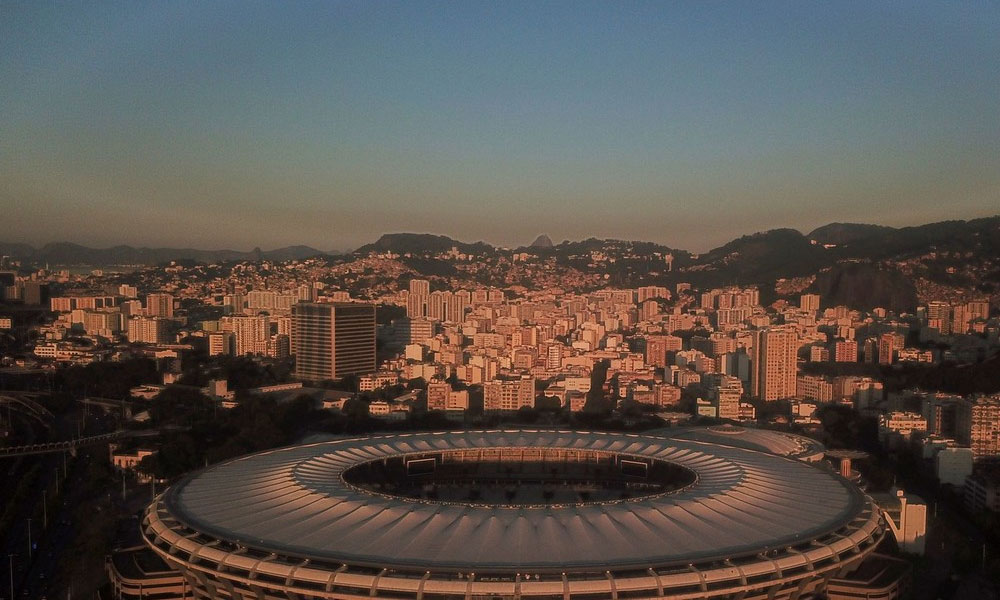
<box><xmin>353</xmin><ymin>233</ymin><xmax>495</xmax><ymax>256</ymax></box>
<box><xmin>2</xmin><ymin>215</ymin><xmax>997</xmax><ymax>269</ymax></box>
<box><xmin>0</xmin><ymin>242</ymin><xmax>333</xmax><ymax>266</ymax></box>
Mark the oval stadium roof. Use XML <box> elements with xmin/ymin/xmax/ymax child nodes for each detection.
<box><xmin>651</xmin><ymin>424</ymin><xmax>827</xmax><ymax>462</ymax></box>
<box><xmin>163</xmin><ymin>429</ymin><xmax>856</xmax><ymax>572</ymax></box>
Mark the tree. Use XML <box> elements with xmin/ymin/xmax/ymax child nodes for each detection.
<box><xmin>534</xmin><ymin>395</ymin><xmax>561</xmax><ymax>412</ymax></box>
<box><xmin>584</xmin><ymin>360</ymin><xmax>612</xmax><ymax>413</ymax></box>
<box><xmin>515</xmin><ymin>406</ymin><xmax>539</xmax><ymax>423</ymax></box>
<box><xmin>59</xmin><ymin>358</ymin><xmax>158</xmax><ymax>399</ymax></box>
<box><xmin>149</xmin><ymin>386</ymin><xmax>214</xmax><ymax>425</ymax></box>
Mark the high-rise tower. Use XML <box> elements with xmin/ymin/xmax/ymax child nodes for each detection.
<box><xmin>292</xmin><ymin>303</ymin><xmax>376</xmax><ymax>381</ymax></box>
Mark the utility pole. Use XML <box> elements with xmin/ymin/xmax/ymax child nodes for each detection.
<box><xmin>25</xmin><ymin>518</ymin><xmax>31</xmax><ymax>558</ymax></box>
<box><xmin>8</xmin><ymin>554</ymin><xmax>14</xmax><ymax>600</ymax></box>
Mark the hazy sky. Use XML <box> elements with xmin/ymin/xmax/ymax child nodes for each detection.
<box><xmin>3</xmin><ymin>2</ymin><xmax>999</xmax><ymax>252</ymax></box>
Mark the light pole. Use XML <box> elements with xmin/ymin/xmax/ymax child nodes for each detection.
<box><xmin>8</xmin><ymin>554</ymin><xmax>14</xmax><ymax>600</ymax></box>
<box><xmin>42</xmin><ymin>490</ymin><xmax>47</xmax><ymax>530</ymax></box>
<box><xmin>25</xmin><ymin>519</ymin><xmax>31</xmax><ymax>559</ymax></box>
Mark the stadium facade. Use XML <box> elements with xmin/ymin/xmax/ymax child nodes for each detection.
<box><xmin>140</xmin><ymin>430</ymin><xmax>906</xmax><ymax>599</ymax></box>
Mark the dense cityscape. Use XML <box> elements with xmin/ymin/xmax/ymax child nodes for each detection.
<box><xmin>5</xmin><ymin>3</ymin><xmax>1000</xmax><ymax>600</ymax></box>
<box><xmin>0</xmin><ymin>216</ymin><xmax>999</xmax><ymax>599</ymax></box>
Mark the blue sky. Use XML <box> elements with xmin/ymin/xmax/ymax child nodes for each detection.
<box><xmin>2</xmin><ymin>1</ymin><xmax>998</xmax><ymax>251</ymax></box>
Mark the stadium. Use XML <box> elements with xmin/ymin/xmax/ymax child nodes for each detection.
<box><xmin>141</xmin><ymin>429</ymin><xmax>905</xmax><ymax>600</ymax></box>
<box><xmin>652</xmin><ymin>424</ymin><xmax>828</xmax><ymax>463</ymax></box>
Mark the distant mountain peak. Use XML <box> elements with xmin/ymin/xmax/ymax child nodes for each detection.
<box><xmin>530</xmin><ymin>234</ymin><xmax>553</xmax><ymax>248</ymax></box>
<box><xmin>354</xmin><ymin>233</ymin><xmax>493</xmax><ymax>256</ymax></box>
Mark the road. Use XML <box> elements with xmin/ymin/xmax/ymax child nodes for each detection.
<box><xmin>1</xmin><ymin>406</ymin><xmax>118</xmax><ymax>600</ymax></box>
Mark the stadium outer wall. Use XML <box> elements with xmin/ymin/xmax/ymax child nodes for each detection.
<box><xmin>141</xmin><ymin>430</ymin><xmax>892</xmax><ymax>600</ymax></box>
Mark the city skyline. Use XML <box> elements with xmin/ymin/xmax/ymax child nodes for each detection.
<box><xmin>3</xmin><ymin>3</ymin><xmax>1000</xmax><ymax>596</ymax></box>
<box><xmin>2</xmin><ymin>212</ymin><xmax>999</xmax><ymax>257</ymax></box>
<box><xmin>4</xmin><ymin>2</ymin><xmax>1000</xmax><ymax>251</ymax></box>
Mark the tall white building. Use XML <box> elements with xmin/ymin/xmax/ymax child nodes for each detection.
<box><xmin>752</xmin><ymin>328</ymin><xmax>799</xmax><ymax>401</ymax></box>
<box><xmin>224</xmin><ymin>315</ymin><xmax>270</xmax><ymax>356</ymax></box>
<box><xmin>407</xmin><ymin>279</ymin><xmax>430</xmax><ymax>318</ymax></box>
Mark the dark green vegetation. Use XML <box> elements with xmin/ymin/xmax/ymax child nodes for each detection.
<box><xmin>881</xmin><ymin>355</ymin><xmax>1000</xmax><ymax>396</ymax></box>
<box><xmin>814</xmin><ymin>404</ymin><xmax>881</xmax><ymax>453</ymax></box>
<box><xmin>176</xmin><ymin>355</ymin><xmax>293</xmax><ymax>390</ymax></box>
<box><xmin>810</xmin><ymin>217</ymin><xmax>1000</xmax><ymax>259</ymax></box>
<box><xmin>696</xmin><ymin>228</ymin><xmax>827</xmax><ymax>282</ymax></box>
<box><xmin>803</xmin><ymin>355</ymin><xmax>1000</xmax><ymax>396</ymax></box>
<box><xmin>139</xmin><ymin>393</ymin><xmax>331</xmax><ymax>479</ymax></box>
<box><xmin>810</xmin><ymin>263</ymin><xmax>919</xmax><ymax>312</ymax></box>
<box><xmin>399</xmin><ymin>256</ymin><xmax>458</xmax><ymax>277</ymax></box>
<box><xmin>686</xmin><ymin>217</ymin><xmax>1000</xmax><ymax>292</ymax></box>
<box><xmin>59</xmin><ymin>359</ymin><xmax>159</xmax><ymax>399</ymax></box>
<box><xmin>806</xmin><ymin>223</ymin><xmax>895</xmax><ymax>246</ymax></box>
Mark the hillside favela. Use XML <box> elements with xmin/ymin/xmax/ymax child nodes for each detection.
<box><xmin>3</xmin><ymin>3</ymin><xmax>1000</xmax><ymax>600</ymax></box>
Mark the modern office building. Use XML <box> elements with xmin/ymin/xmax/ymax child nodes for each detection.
<box><xmin>291</xmin><ymin>302</ymin><xmax>376</xmax><ymax>381</ymax></box>
<box><xmin>397</xmin><ymin>317</ymin><xmax>434</xmax><ymax>345</ymax></box>
<box><xmin>142</xmin><ymin>430</ymin><xmax>905</xmax><ymax>600</ymax></box>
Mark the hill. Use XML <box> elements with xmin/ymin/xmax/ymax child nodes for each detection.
<box><xmin>354</xmin><ymin>233</ymin><xmax>494</xmax><ymax>256</ymax></box>
<box><xmin>5</xmin><ymin>215</ymin><xmax>996</xmax><ymax>279</ymax></box>
<box><xmin>530</xmin><ymin>234</ymin><xmax>554</xmax><ymax>248</ymax></box>
<box><xmin>0</xmin><ymin>243</ymin><xmax>329</xmax><ymax>266</ymax></box>
<box><xmin>807</xmin><ymin>223</ymin><xmax>895</xmax><ymax>246</ymax></box>
<box><xmin>808</xmin><ymin>217</ymin><xmax>1000</xmax><ymax>260</ymax></box>
<box><xmin>810</xmin><ymin>263</ymin><xmax>918</xmax><ymax>312</ymax></box>
<box><xmin>840</xmin><ymin>217</ymin><xmax>1000</xmax><ymax>259</ymax></box>
<box><xmin>688</xmin><ymin>229</ymin><xmax>828</xmax><ymax>284</ymax></box>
